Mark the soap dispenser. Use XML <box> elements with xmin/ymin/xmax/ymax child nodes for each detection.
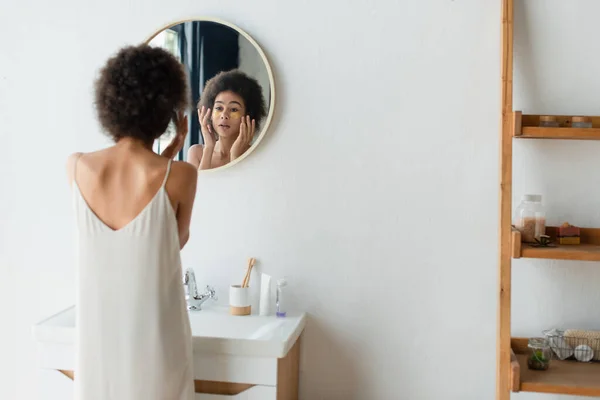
<box><xmin>276</xmin><ymin>278</ymin><xmax>288</xmax><ymax>318</ymax></box>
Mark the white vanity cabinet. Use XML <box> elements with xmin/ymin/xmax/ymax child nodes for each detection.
<box><xmin>33</xmin><ymin>306</ymin><xmax>306</xmax><ymax>400</ymax></box>
<box><xmin>196</xmin><ymin>386</ymin><xmax>276</xmax><ymax>399</ymax></box>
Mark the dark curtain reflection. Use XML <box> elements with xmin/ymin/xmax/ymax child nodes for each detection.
<box><xmin>177</xmin><ymin>21</ymin><xmax>240</xmax><ymax>147</ymax></box>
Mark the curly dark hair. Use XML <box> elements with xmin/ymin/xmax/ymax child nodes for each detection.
<box><xmin>94</xmin><ymin>44</ymin><xmax>190</xmax><ymax>143</ymax></box>
<box><xmin>198</xmin><ymin>69</ymin><xmax>267</xmax><ymax>131</ymax></box>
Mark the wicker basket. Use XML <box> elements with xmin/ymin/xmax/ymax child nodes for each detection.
<box><xmin>543</xmin><ymin>329</ymin><xmax>600</xmax><ymax>362</ymax></box>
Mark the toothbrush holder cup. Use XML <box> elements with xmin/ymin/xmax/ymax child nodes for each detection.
<box><xmin>229</xmin><ymin>285</ymin><xmax>251</xmax><ymax>316</ymax></box>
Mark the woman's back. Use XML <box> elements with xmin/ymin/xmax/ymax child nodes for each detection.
<box><xmin>69</xmin><ymin>143</ymin><xmax>197</xmax><ymax>400</ymax></box>
<box><xmin>67</xmin><ymin>142</ymin><xmax>196</xmax><ymax>237</ymax></box>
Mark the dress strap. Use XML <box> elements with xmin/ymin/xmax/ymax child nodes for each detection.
<box><xmin>161</xmin><ymin>159</ymin><xmax>173</xmax><ymax>188</ymax></box>
<box><xmin>72</xmin><ymin>152</ymin><xmax>84</xmax><ymax>187</ymax></box>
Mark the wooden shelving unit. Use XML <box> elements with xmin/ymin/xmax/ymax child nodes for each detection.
<box><xmin>512</xmin><ymin>112</ymin><xmax>600</xmax><ymax>140</ymax></box>
<box><xmin>512</xmin><ymin>227</ymin><xmax>600</xmax><ymax>262</ymax></box>
<box><xmin>510</xmin><ymin>339</ymin><xmax>600</xmax><ymax>397</ymax></box>
<box><xmin>498</xmin><ymin>1</ymin><xmax>600</xmax><ymax>399</ymax></box>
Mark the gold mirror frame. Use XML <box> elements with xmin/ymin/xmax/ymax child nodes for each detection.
<box><xmin>144</xmin><ymin>17</ymin><xmax>276</xmax><ymax>173</ymax></box>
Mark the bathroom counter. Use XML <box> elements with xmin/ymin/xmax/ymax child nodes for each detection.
<box><xmin>33</xmin><ymin>306</ymin><xmax>306</xmax><ymax>399</ymax></box>
<box><xmin>33</xmin><ymin>305</ymin><xmax>306</xmax><ymax>358</ymax></box>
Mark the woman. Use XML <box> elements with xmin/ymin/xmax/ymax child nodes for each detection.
<box><xmin>187</xmin><ymin>69</ymin><xmax>267</xmax><ymax>170</ymax></box>
<box><xmin>66</xmin><ymin>44</ymin><xmax>197</xmax><ymax>400</ymax></box>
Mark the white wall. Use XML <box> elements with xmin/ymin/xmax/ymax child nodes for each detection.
<box><xmin>238</xmin><ymin>34</ymin><xmax>271</xmax><ymax>108</ymax></box>
<box><xmin>2</xmin><ymin>0</ymin><xmax>596</xmax><ymax>399</ymax></box>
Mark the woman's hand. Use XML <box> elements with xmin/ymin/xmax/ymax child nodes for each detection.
<box><xmin>231</xmin><ymin>116</ymin><xmax>255</xmax><ymax>161</ymax></box>
<box><xmin>161</xmin><ymin>111</ymin><xmax>188</xmax><ymax>159</ymax></box>
<box><xmin>197</xmin><ymin>106</ymin><xmax>216</xmax><ymax>170</ymax></box>
<box><xmin>198</xmin><ymin>106</ymin><xmax>216</xmax><ymax>149</ymax></box>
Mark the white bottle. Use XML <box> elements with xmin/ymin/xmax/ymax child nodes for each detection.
<box><xmin>259</xmin><ymin>273</ymin><xmax>273</xmax><ymax>316</ymax></box>
<box><xmin>276</xmin><ymin>278</ymin><xmax>288</xmax><ymax>318</ymax></box>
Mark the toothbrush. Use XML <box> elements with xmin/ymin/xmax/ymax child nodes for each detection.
<box><xmin>241</xmin><ymin>257</ymin><xmax>256</xmax><ymax>288</ymax></box>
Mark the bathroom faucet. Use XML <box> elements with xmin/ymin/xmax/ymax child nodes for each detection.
<box><xmin>182</xmin><ymin>268</ymin><xmax>217</xmax><ymax>311</ymax></box>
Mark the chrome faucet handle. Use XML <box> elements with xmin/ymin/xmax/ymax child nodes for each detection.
<box><xmin>205</xmin><ymin>285</ymin><xmax>218</xmax><ymax>301</ymax></box>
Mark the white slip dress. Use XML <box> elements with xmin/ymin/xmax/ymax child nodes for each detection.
<box><xmin>71</xmin><ymin>157</ymin><xmax>194</xmax><ymax>400</ymax></box>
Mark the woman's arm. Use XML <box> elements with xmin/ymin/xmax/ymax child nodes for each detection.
<box><xmin>197</xmin><ymin>107</ymin><xmax>215</xmax><ymax>170</ymax></box>
<box><xmin>161</xmin><ymin>113</ymin><xmax>189</xmax><ymax>160</ymax></box>
<box><xmin>187</xmin><ymin>144</ymin><xmax>203</xmax><ymax>169</ymax></box>
<box><xmin>169</xmin><ymin>161</ymin><xmax>198</xmax><ymax>249</ymax></box>
<box><xmin>198</xmin><ymin>144</ymin><xmax>214</xmax><ymax>170</ymax></box>
<box><xmin>188</xmin><ymin>144</ymin><xmax>215</xmax><ymax>171</ymax></box>
<box><xmin>160</xmin><ymin>141</ymin><xmax>181</xmax><ymax>160</ymax></box>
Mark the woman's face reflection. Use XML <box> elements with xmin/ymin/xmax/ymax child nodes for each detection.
<box><xmin>212</xmin><ymin>91</ymin><xmax>246</xmax><ymax>139</ymax></box>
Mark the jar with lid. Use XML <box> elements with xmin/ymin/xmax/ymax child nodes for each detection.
<box><xmin>527</xmin><ymin>337</ymin><xmax>551</xmax><ymax>371</ymax></box>
<box><xmin>539</xmin><ymin>116</ymin><xmax>559</xmax><ymax>127</ymax></box>
<box><xmin>514</xmin><ymin>194</ymin><xmax>546</xmax><ymax>243</ymax></box>
<box><xmin>571</xmin><ymin>116</ymin><xmax>592</xmax><ymax>128</ymax></box>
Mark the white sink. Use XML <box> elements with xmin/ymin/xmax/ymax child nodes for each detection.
<box><xmin>33</xmin><ymin>305</ymin><xmax>306</xmax><ymax>358</ymax></box>
<box><xmin>189</xmin><ymin>307</ymin><xmax>290</xmax><ymax>340</ymax></box>
<box><xmin>33</xmin><ymin>304</ymin><xmax>306</xmax><ymax>393</ymax></box>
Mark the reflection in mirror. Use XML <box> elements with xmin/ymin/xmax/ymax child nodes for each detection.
<box><xmin>147</xmin><ymin>19</ymin><xmax>274</xmax><ymax>170</ymax></box>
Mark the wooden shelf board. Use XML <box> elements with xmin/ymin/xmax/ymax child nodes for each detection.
<box><xmin>512</xmin><ymin>113</ymin><xmax>600</xmax><ymax>140</ymax></box>
<box><xmin>520</xmin><ymin>114</ymin><xmax>600</xmax><ymax>126</ymax></box>
<box><xmin>515</xmin><ymin>353</ymin><xmax>600</xmax><ymax>396</ymax></box>
<box><xmin>519</xmin><ymin>127</ymin><xmax>600</xmax><ymax>140</ymax></box>
<box><xmin>512</xmin><ymin>338</ymin><xmax>600</xmax><ymax>396</ymax></box>
<box><xmin>521</xmin><ymin>243</ymin><xmax>600</xmax><ymax>261</ymax></box>
<box><xmin>513</xmin><ymin>226</ymin><xmax>600</xmax><ymax>262</ymax></box>
<box><xmin>513</xmin><ymin>353</ymin><xmax>600</xmax><ymax>396</ymax></box>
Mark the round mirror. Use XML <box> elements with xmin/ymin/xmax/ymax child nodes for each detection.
<box><xmin>146</xmin><ymin>18</ymin><xmax>275</xmax><ymax>171</ymax></box>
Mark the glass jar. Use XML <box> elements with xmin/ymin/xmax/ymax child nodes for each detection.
<box><xmin>514</xmin><ymin>194</ymin><xmax>546</xmax><ymax>243</ymax></box>
<box><xmin>571</xmin><ymin>116</ymin><xmax>592</xmax><ymax>128</ymax></box>
<box><xmin>528</xmin><ymin>337</ymin><xmax>551</xmax><ymax>371</ymax></box>
<box><xmin>539</xmin><ymin>116</ymin><xmax>559</xmax><ymax>127</ymax></box>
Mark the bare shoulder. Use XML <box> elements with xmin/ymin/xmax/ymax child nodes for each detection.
<box><xmin>172</xmin><ymin>160</ymin><xmax>197</xmax><ymax>178</ymax></box>
<box><xmin>187</xmin><ymin>144</ymin><xmax>204</xmax><ymax>168</ymax></box>
<box><xmin>164</xmin><ymin>160</ymin><xmax>197</xmax><ymax>207</ymax></box>
<box><xmin>188</xmin><ymin>144</ymin><xmax>204</xmax><ymax>157</ymax></box>
<box><xmin>169</xmin><ymin>160</ymin><xmax>198</xmax><ymax>189</ymax></box>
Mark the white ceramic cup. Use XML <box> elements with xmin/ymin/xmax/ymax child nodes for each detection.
<box><xmin>229</xmin><ymin>285</ymin><xmax>250</xmax><ymax>307</ymax></box>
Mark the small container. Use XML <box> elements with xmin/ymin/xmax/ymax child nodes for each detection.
<box><xmin>574</xmin><ymin>344</ymin><xmax>594</xmax><ymax>362</ymax></box>
<box><xmin>539</xmin><ymin>116</ymin><xmax>559</xmax><ymax>127</ymax></box>
<box><xmin>229</xmin><ymin>285</ymin><xmax>251</xmax><ymax>316</ymax></box>
<box><xmin>528</xmin><ymin>337</ymin><xmax>551</xmax><ymax>371</ymax></box>
<box><xmin>514</xmin><ymin>194</ymin><xmax>546</xmax><ymax>243</ymax></box>
<box><xmin>571</xmin><ymin>116</ymin><xmax>592</xmax><ymax>128</ymax></box>
<box><xmin>276</xmin><ymin>278</ymin><xmax>288</xmax><ymax>318</ymax></box>
<box><xmin>557</xmin><ymin>222</ymin><xmax>581</xmax><ymax>245</ymax></box>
